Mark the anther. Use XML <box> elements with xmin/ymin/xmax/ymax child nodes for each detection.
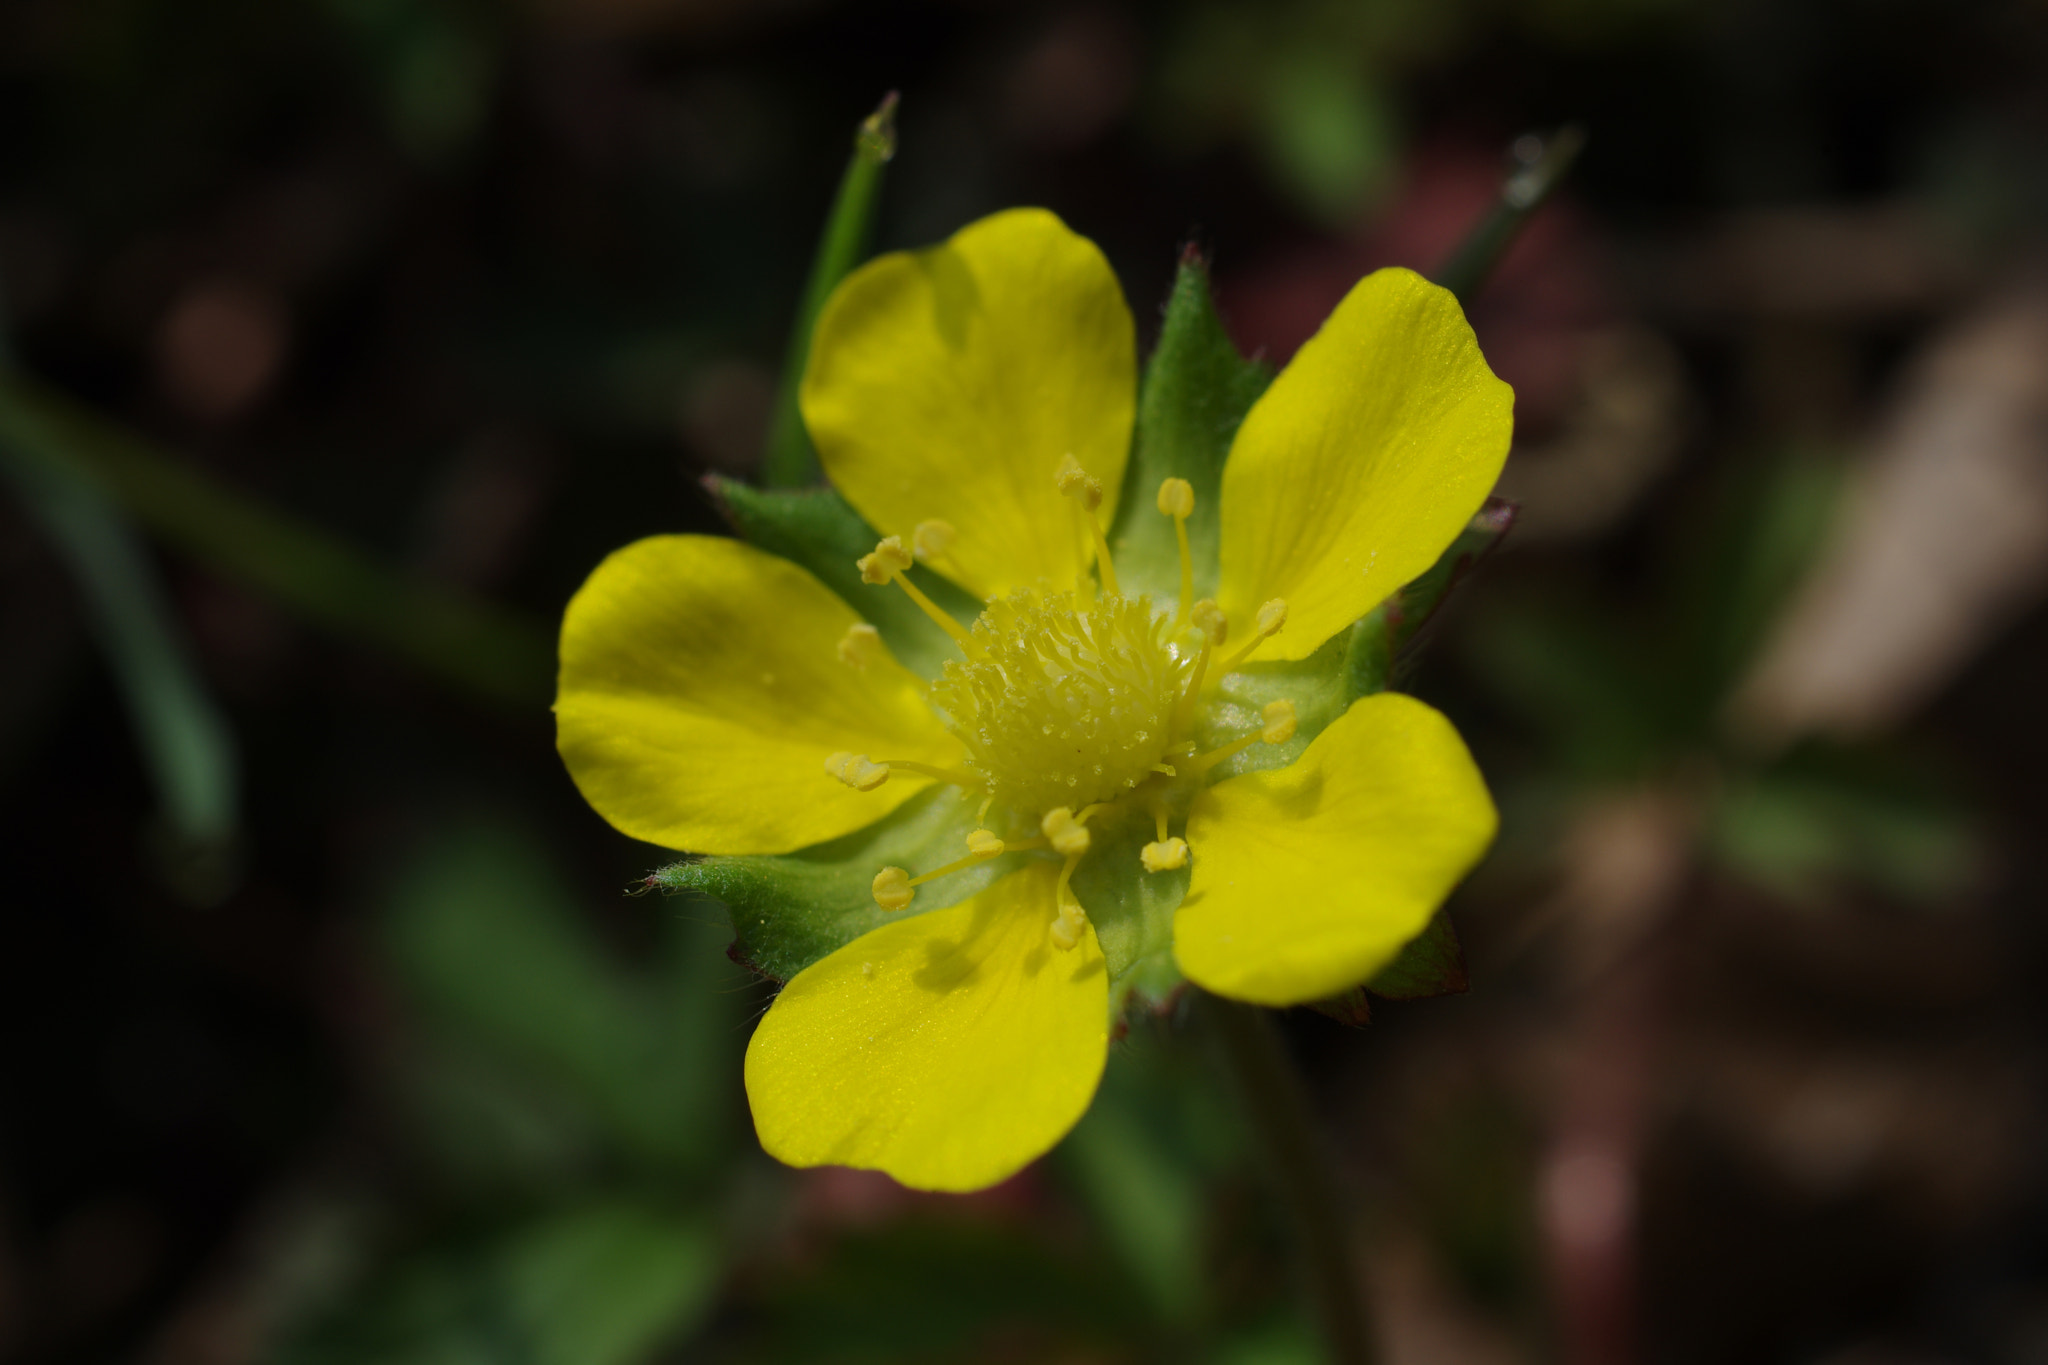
<box><xmin>1190</xmin><ymin>599</ymin><xmax>1228</xmax><ymax>645</ymax></box>
<box><xmin>1158</xmin><ymin>479</ymin><xmax>1196</xmax><ymax>628</ymax></box>
<box><xmin>1156</xmin><ymin>478</ymin><xmax>1194</xmax><ymax>518</ymax></box>
<box><xmin>1055</xmin><ymin>453</ymin><xmax>1103</xmax><ymax>510</ymax></box>
<box><xmin>1218</xmin><ymin>598</ymin><xmax>1287</xmax><ymax>673</ymax></box>
<box><xmin>1050</xmin><ymin>900</ymin><xmax>1088</xmax><ymax>950</ymax></box>
<box><xmin>857</xmin><ymin>536</ymin><xmax>977</xmax><ymax>653</ymax></box>
<box><xmin>1056</xmin><ymin>454</ymin><xmax>1118</xmax><ymax>596</ymax></box>
<box><xmin>837</xmin><ymin>622</ymin><xmax>881</xmax><ymax>668</ymax></box>
<box><xmin>1261</xmin><ymin>699</ymin><xmax>1298</xmax><ymax>744</ymax></box>
<box><xmin>825</xmin><ymin>752</ymin><xmax>889</xmax><ymax>791</ymax></box>
<box><xmin>857</xmin><ymin>536</ymin><xmax>914</xmax><ymax>584</ymax></box>
<box><xmin>966</xmin><ymin>828</ymin><xmax>1005</xmax><ymax>858</ymax></box>
<box><xmin>912</xmin><ymin>519</ymin><xmax>956</xmax><ymax>561</ymax></box>
<box><xmin>1141</xmin><ymin>838</ymin><xmax>1189</xmax><ymax>872</ymax></box>
<box><xmin>1041</xmin><ymin>806</ymin><xmax>1092</xmax><ymax>857</ymax></box>
<box><xmin>872</xmin><ymin>866</ymin><xmax>913</xmax><ymax>910</ymax></box>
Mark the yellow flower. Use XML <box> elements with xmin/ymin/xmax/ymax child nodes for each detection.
<box><xmin>556</xmin><ymin>209</ymin><xmax>1510</xmax><ymax>1193</ymax></box>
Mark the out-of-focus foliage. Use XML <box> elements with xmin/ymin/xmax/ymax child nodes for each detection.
<box><xmin>7</xmin><ymin>0</ymin><xmax>2048</xmax><ymax>1362</ymax></box>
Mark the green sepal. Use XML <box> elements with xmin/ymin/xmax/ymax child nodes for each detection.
<box><xmin>704</xmin><ymin>474</ymin><xmax>978</xmax><ymax>679</ymax></box>
<box><xmin>1387</xmin><ymin>497</ymin><xmax>1516</xmax><ymax>658</ymax></box>
<box><xmin>1108</xmin><ymin>247</ymin><xmax>1273</xmax><ymax>606</ymax></box>
<box><xmin>1069</xmin><ymin>809</ymin><xmax>1189</xmax><ymax>1017</ymax></box>
<box><xmin>1198</xmin><ymin>611</ymin><xmax>1393</xmax><ymax>782</ymax></box>
<box><xmin>1308</xmin><ymin>988</ymin><xmax>1372</xmax><ymax>1027</ymax></box>
<box><xmin>1364</xmin><ymin>909</ymin><xmax>1469</xmax><ymax>999</ymax></box>
<box><xmin>1305</xmin><ymin>911</ymin><xmax>1469</xmax><ymax>1026</ymax></box>
<box><xmin>649</xmin><ymin>786</ymin><xmax>1026</xmax><ymax>984</ymax></box>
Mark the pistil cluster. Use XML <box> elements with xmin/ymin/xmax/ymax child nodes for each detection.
<box><xmin>825</xmin><ymin>465</ymin><xmax>1292</xmax><ymax>950</ymax></box>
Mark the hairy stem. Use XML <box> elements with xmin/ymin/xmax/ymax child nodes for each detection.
<box><xmin>1205</xmin><ymin>993</ymin><xmax>1375</xmax><ymax>1365</ymax></box>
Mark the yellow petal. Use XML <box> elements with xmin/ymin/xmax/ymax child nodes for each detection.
<box><xmin>1217</xmin><ymin>268</ymin><xmax>1513</xmax><ymax>660</ymax></box>
<box><xmin>801</xmin><ymin>208</ymin><xmax>1136</xmax><ymax>601</ymax></box>
<box><xmin>556</xmin><ymin>535</ymin><xmax>955</xmax><ymax>855</ymax></box>
<box><xmin>745</xmin><ymin>863</ymin><xmax>1109</xmax><ymax>1192</ymax></box>
<box><xmin>1175</xmin><ymin>692</ymin><xmax>1496</xmax><ymax>1006</ymax></box>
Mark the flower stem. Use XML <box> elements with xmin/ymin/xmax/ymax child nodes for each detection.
<box><xmin>1432</xmin><ymin>124</ymin><xmax>1586</xmax><ymax>305</ymax></box>
<box><xmin>1203</xmin><ymin>993</ymin><xmax>1376</xmax><ymax>1365</ymax></box>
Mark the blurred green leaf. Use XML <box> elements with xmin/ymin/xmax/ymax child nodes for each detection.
<box><xmin>1258</xmin><ymin>50</ymin><xmax>1398</xmax><ymax>225</ymax></box>
<box><xmin>705</xmin><ymin>476</ymin><xmax>977</xmax><ymax>679</ymax></box>
<box><xmin>280</xmin><ymin>1202</ymin><xmax>718</xmax><ymax>1365</ymax></box>
<box><xmin>1705</xmin><ymin>760</ymin><xmax>1978</xmax><ymax>906</ymax></box>
<box><xmin>0</xmin><ymin>376</ymin><xmax>551</xmax><ymax>709</ymax></box>
<box><xmin>0</xmin><ymin>392</ymin><xmax>239</xmax><ymax>889</ymax></box>
<box><xmin>384</xmin><ymin>821</ymin><xmax>734</xmax><ymax>1176</ymax></box>
<box><xmin>1059</xmin><ymin>1030</ymin><xmax>1242</xmax><ymax>1327</ymax></box>
<box><xmin>656</xmin><ymin>785</ymin><xmax>1023</xmax><ymax>983</ymax></box>
<box><xmin>757</xmin><ymin>1222</ymin><xmax>1135</xmax><ymax>1363</ymax></box>
<box><xmin>1675</xmin><ymin>444</ymin><xmax>1844</xmax><ymax>725</ymax></box>
<box><xmin>764</xmin><ymin>93</ymin><xmax>898</xmax><ymax>487</ymax></box>
<box><xmin>324</xmin><ymin>0</ymin><xmax>497</xmax><ymax>161</ymax></box>
<box><xmin>1110</xmin><ymin>251</ymin><xmax>1273</xmax><ymax>607</ymax></box>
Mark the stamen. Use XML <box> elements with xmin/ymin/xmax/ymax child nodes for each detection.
<box><xmin>828</xmin><ymin>753</ymin><xmax>983</xmax><ymax>791</ymax></box>
<box><xmin>873</xmin><ymin>758</ymin><xmax>985</xmax><ymax>787</ymax></box>
<box><xmin>1260</xmin><ymin>698</ymin><xmax>1298</xmax><ymax>744</ymax></box>
<box><xmin>1188</xmin><ymin>697</ymin><xmax>1298</xmax><ymax>776</ymax></box>
<box><xmin>825</xmin><ymin>751</ymin><xmax>889</xmax><ymax>791</ymax></box>
<box><xmin>1157</xmin><ymin>478</ymin><xmax>1195</xmax><ymax>629</ymax></box>
<box><xmin>856</xmin><ymin>537</ymin><xmax>913</xmax><ymax>583</ymax></box>
<box><xmin>857</xmin><ymin>537</ymin><xmax>978</xmax><ymax>654</ymax></box>
<box><xmin>1041</xmin><ymin>806</ymin><xmax>1092</xmax><ymax>857</ymax></box>
<box><xmin>912</xmin><ymin>519</ymin><xmax>956</xmax><ymax>562</ymax></box>
<box><xmin>837</xmin><ymin>622</ymin><xmax>881</xmax><ymax>668</ymax></box>
<box><xmin>1171</xmin><ymin>630</ymin><xmax>1213</xmax><ymax>741</ymax></box>
<box><xmin>1190</xmin><ymin>599</ymin><xmax>1228</xmax><ymax>646</ymax></box>
<box><xmin>1141</xmin><ymin>838</ymin><xmax>1189</xmax><ymax>872</ymax></box>
<box><xmin>907</xmin><ymin>844</ymin><xmax>998</xmax><ymax>888</ymax></box>
<box><xmin>1056</xmin><ymin>454</ymin><xmax>1118</xmax><ymax>597</ymax></box>
<box><xmin>872</xmin><ymin>866</ymin><xmax>913</xmax><ymax>910</ymax></box>
<box><xmin>1049</xmin><ymin>852</ymin><xmax>1089</xmax><ymax>950</ymax></box>
<box><xmin>1217</xmin><ymin>598</ymin><xmax>1288</xmax><ymax>674</ymax></box>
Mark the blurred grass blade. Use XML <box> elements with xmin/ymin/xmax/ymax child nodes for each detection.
<box><xmin>761</xmin><ymin>91</ymin><xmax>898</xmax><ymax>488</ymax></box>
<box><xmin>385</xmin><ymin>820</ymin><xmax>735</xmax><ymax>1176</ymax></box>
<box><xmin>0</xmin><ymin>376</ymin><xmax>551</xmax><ymax>709</ymax></box>
<box><xmin>1432</xmin><ymin>125</ymin><xmax>1586</xmax><ymax>304</ymax></box>
<box><xmin>0</xmin><ymin>402</ymin><xmax>239</xmax><ymax>861</ymax></box>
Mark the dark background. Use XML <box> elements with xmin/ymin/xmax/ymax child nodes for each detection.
<box><xmin>4</xmin><ymin>0</ymin><xmax>2048</xmax><ymax>1361</ymax></box>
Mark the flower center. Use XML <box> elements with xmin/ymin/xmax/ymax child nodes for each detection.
<box><xmin>930</xmin><ymin>590</ymin><xmax>1190</xmax><ymax>816</ymax></box>
<box><xmin>826</xmin><ymin>469</ymin><xmax>1297</xmax><ymax>948</ymax></box>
